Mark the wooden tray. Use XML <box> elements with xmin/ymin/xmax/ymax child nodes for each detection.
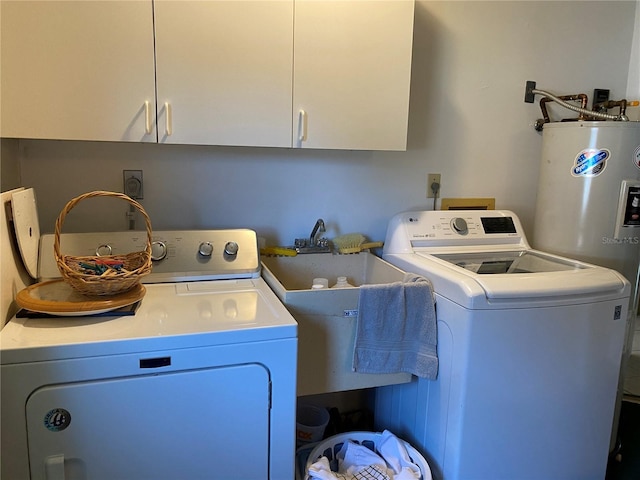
<box><xmin>16</xmin><ymin>280</ymin><xmax>145</xmax><ymax>316</ymax></box>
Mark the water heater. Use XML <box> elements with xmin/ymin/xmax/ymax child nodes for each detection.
<box><xmin>533</xmin><ymin>121</ymin><xmax>640</xmax><ymax>313</ymax></box>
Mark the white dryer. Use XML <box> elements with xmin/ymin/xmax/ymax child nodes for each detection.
<box><xmin>374</xmin><ymin>210</ymin><xmax>630</xmax><ymax>480</ymax></box>
<box><xmin>1</xmin><ymin>229</ymin><xmax>297</xmax><ymax>480</ymax></box>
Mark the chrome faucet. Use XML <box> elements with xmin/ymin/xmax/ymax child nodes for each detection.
<box><xmin>309</xmin><ymin>218</ymin><xmax>326</xmax><ymax>246</ymax></box>
<box><xmin>293</xmin><ymin>218</ymin><xmax>331</xmax><ymax>253</ymax></box>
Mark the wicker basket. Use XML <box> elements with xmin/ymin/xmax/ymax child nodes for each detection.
<box><xmin>54</xmin><ymin>191</ymin><xmax>153</xmax><ymax>296</ymax></box>
<box><xmin>303</xmin><ymin>431</ymin><xmax>432</xmax><ymax>480</ymax></box>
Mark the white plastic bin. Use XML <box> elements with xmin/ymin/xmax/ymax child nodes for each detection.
<box><xmin>296</xmin><ymin>404</ymin><xmax>330</xmax><ymax>446</ymax></box>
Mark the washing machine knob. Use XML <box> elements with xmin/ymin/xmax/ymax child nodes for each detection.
<box><xmin>198</xmin><ymin>241</ymin><xmax>214</xmax><ymax>256</ymax></box>
<box><xmin>151</xmin><ymin>241</ymin><xmax>167</xmax><ymax>261</ymax></box>
<box><xmin>224</xmin><ymin>241</ymin><xmax>239</xmax><ymax>256</ymax></box>
<box><xmin>451</xmin><ymin>217</ymin><xmax>468</xmax><ymax>235</ymax></box>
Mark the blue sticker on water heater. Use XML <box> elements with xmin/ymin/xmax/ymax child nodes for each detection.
<box><xmin>571</xmin><ymin>149</ymin><xmax>610</xmax><ymax>177</ymax></box>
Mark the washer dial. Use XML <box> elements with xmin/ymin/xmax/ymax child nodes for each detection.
<box><xmin>451</xmin><ymin>217</ymin><xmax>469</xmax><ymax>235</ymax></box>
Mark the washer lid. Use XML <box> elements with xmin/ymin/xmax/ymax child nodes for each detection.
<box><xmin>433</xmin><ymin>250</ymin><xmax>585</xmax><ymax>275</ymax></box>
<box><xmin>385</xmin><ymin>250</ymin><xmax>630</xmax><ymax>308</ymax></box>
<box><xmin>422</xmin><ymin>249</ymin><xmax>628</xmax><ymax>299</ymax></box>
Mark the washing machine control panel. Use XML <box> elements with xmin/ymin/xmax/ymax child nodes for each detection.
<box><xmin>385</xmin><ymin>210</ymin><xmax>529</xmax><ymax>251</ymax></box>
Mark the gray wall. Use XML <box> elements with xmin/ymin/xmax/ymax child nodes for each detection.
<box><xmin>1</xmin><ymin>139</ymin><xmax>20</xmax><ymax>193</ymax></box>
<box><xmin>5</xmin><ymin>1</ymin><xmax>639</xmax><ymax>246</ymax></box>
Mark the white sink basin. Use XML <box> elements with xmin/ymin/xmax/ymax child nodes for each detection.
<box><xmin>261</xmin><ymin>253</ymin><xmax>412</xmax><ymax>396</ymax></box>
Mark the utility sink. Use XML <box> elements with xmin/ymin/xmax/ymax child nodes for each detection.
<box><xmin>261</xmin><ymin>253</ymin><xmax>412</xmax><ymax>396</ymax></box>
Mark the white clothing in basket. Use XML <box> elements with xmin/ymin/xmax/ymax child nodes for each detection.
<box><xmin>307</xmin><ymin>430</ymin><xmax>422</xmax><ymax>480</ymax></box>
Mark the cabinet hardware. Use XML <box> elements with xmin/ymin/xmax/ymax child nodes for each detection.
<box><xmin>165</xmin><ymin>102</ymin><xmax>173</xmax><ymax>136</ymax></box>
<box><xmin>298</xmin><ymin>109</ymin><xmax>307</xmax><ymax>142</ymax></box>
<box><xmin>144</xmin><ymin>101</ymin><xmax>152</xmax><ymax>134</ymax></box>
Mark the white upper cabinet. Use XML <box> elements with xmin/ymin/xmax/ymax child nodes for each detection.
<box><xmin>0</xmin><ymin>1</ymin><xmax>157</xmax><ymax>143</ymax></box>
<box><xmin>154</xmin><ymin>1</ymin><xmax>293</xmax><ymax>147</ymax></box>
<box><xmin>293</xmin><ymin>0</ymin><xmax>415</xmax><ymax>151</ymax></box>
<box><xmin>1</xmin><ymin>0</ymin><xmax>414</xmax><ymax>150</ymax></box>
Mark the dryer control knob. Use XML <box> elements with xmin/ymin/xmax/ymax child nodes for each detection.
<box><xmin>151</xmin><ymin>241</ymin><xmax>167</xmax><ymax>261</ymax></box>
<box><xmin>224</xmin><ymin>241</ymin><xmax>239</xmax><ymax>256</ymax></box>
<box><xmin>198</xmin><ymin>242</ymin><xmax>214</xmax><ymax>257</ymax></box>
<box><xmin>96</xmin><ymin>244</ymin><xmax>112</xmax><ymax>256</ymax></box>
<box><xmin>451</xmin><ymin>217</ymin><xmax>468</xmax><ymax>235</ymax></box>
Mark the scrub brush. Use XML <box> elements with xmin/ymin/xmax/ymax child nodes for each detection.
<box><xmin>332</xmin><ymin>233</ymin><xmax>383</xmax><ymax>254</ymax></box>
<box><xmin>260</xmin><ymin>246</ymin><xmax>297</xmax><ymax>257</ymax></box>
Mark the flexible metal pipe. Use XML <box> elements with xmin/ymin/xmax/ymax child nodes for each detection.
<box><xmin>532</xmin><ymin>88</ymin><xmax>629</xmax><ymax>121</ymax></box>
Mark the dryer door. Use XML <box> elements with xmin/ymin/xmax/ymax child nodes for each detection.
<box><xmin>26</xmin><ymin>364</ymin><xmax>270</xmax><ymax>480</ymax></box>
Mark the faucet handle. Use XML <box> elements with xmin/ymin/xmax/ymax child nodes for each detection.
<box><xmin>316</xmin><ymin>238</ymin><xmax>329</xmax><ymax>248</ymax></box>
<box><xmin>294</xmin><ymin>238</ymin><xmax>309</xmax><ymax>248</ymax></box>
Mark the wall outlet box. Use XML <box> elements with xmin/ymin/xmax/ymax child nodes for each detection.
<box><xmin>123</xmin><ymin>170</ymin><xmax>143</xmax><ymax>199</ymax></box>
<box><xmin>427</xmin><ymin>174</ymin><xmax>441</xmax><ymax>198</ymax></box>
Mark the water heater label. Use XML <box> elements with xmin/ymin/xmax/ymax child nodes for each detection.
<box><xmin>634</xmin><ymin>145</ymin><xmax>640</xmax><ymax>170</ymax></box>
<box><xmin>571</xmin><ymin>148</ymin><xmax>610</xmax><ymax>177</ymax></box>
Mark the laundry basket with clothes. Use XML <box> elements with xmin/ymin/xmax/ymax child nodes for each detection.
<box><xmin>305</xmin><ymin>430</ymin><xmax>432</xmax><ymax>480</ymax></box>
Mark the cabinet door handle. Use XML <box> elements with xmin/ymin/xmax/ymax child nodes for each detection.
<box><xmin>144</xmin><ymin>101</ymin><xmax>152</xmax><ymax>134</ymax></box>
<box><xmin>298</xmin><ymin>109</ymin><xmax>307</xmax><ymax>142</ymax></box>
<box><xmin>165</xmin><ymin>102</ymin><xmax>173</xmax><ymax>136</ymax></box>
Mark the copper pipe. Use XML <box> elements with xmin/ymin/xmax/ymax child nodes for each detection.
<box><xmin>591</xmin><ymin>99</ymin><xmax>628</xmax><ymax>119</ymax></box>
<box><xmin>539</xmin><ymin>94</ymin><xmax>589</xmax><ymax>124</ymax></box>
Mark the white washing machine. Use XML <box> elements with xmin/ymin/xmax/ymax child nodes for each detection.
<box><xmin>1</xmin><ymin>229</ymin><xmax>297</xmax><ymax>480</ymax></box>
<box><xmin>374</xmin><ymin>210</ymin><xmax>630</xmax><ymax>480</ymax></box>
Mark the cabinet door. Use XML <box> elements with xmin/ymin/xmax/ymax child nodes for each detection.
<box><xmin>154</xmin><ymin>1</ymin><xmax>294</xmax><ymax>147</ymax></box>
<box><xmin>293</xmin><ymin>0</ymin><xmax>414</xmax><ymax>151</ymax></box>
<box><xmin>0</xmin><ymin>1</ymin><xmax>156</xmax><ymax>142</ymax></box>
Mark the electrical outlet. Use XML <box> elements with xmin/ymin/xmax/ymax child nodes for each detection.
<box><xmin>427</xmin><ymin>173</ymin><xmax>441</xmax><ymax>198</ymax></box>
<box><xmin>123</xmin><ymin>170</ymin><xmax>143</xmax><ymax>199</ymax></box>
